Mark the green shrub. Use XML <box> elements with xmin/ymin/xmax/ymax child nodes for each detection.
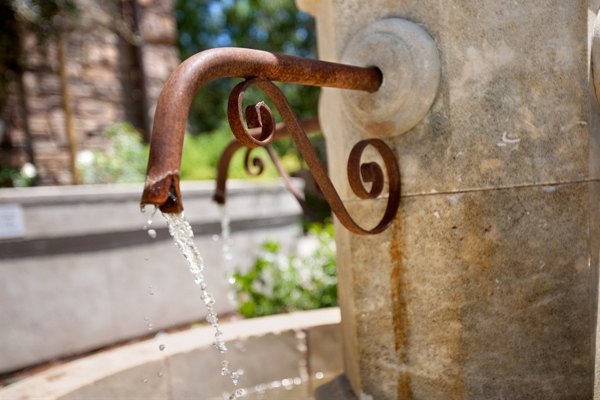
<box><xmin>77</xmin><ymin>122</ymin><xmax>148</xmax><ymax>184</ymax></box>
<box><xmin>180</xmin><ymin>121</ymin><xmax>302</xmax><ymax>181</ymax></box>
<box><xmin>232</xmin><ymin>223</ymin><xmax>337</xmax><ymax>318</ymax></box>
<box><xmin>0</xmin><ymin>163</ymin><xmax>37</xmax><ymax>187</ymax></box>
<box><xmin>76</xmin><ymin>120</ymin><xmax>305</xmax><ymax>184</ymax></box>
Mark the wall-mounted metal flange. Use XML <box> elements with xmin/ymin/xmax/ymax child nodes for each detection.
<box><xmin>341</xmin><ymin>18</ymin><xmax>441</xmax><ymax>137</ymax></box>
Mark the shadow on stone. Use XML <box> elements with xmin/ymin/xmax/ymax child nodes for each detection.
<box><xmin>315</xmin><ymin>374</ymin><xmax>357</xmax><ymax>400</ymax></box>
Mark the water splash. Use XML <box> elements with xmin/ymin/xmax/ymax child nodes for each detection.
<box><xmin>163</xmin><ymin>212</ymin><xmax>244</xmax><ymax>399</ymax></box>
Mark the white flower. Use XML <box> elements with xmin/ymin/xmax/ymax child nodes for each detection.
<box><xmin>296</xmin><ymin>235</ymin><xmax>319</xmax><ymax>258</ymax></box>
<box><xmin>77</xmin><ymin>150</ymin><xmax>94</xmax><ymax>166</ymax></box>
<box><xmin>20</xmin><ymin>163</ymin><xmax>36</xmax><ymax>178</ymax></box>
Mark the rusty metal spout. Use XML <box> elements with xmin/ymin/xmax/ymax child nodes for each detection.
<box><xmin>140</xmin><ymin>47</ymin><xmax>381</xmax><ymax>213</ymax></box>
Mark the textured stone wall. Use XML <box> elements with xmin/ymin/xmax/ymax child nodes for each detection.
<box><xmin>0</xmin><ymin>0</ymin><xmax>179</xmax><ymax>185</ymax></box>
<box><xmin>300</xmin><ymin>1</ymin><xmax>600</xmax><ymax>399</ymax></box>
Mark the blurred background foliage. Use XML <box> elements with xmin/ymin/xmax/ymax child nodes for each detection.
<box><xmin>0</xmin><ymin>0</ymin><xmax>80</xmax><ymax>187</ymax></box>
<box><xmin>75</xmin><ymin>121</ymin><xmax>304</xmax><ymax>184</ymax></box>
<box><xmin>77</xmin><ymin>122</ymin><xmax>148</xmax><ymax>184</ymax></box>
<box><xmin>175</xmin><ymin>0</ymin><xmax>322</xmax><ymax>176</ymax></box>
<box><xmin>233</xmin><ymin>222</ymin><xmax>337</xmax><ymax>318</ymax></box>
<box><xmin>0</xmin><ymin>0</ymin><xmax>78</xmax><ymax>109</ymax></box>
<box><xmin>1</xmin><ymin>0</ymin><xmax>322</xmax><ymax>186</ymax></box>
<box><xmin>77</xmin><ymin>0</ymin><xmax>323</xmax><ymax>185</ymax></box>
<box><xmin>175</xmin><ymin>0</ymin><xmax>319</xmax><ymax>134</ymax></box>
<box><xmin>179</xmin><ymin>121</ymin><xmax>302</xmax><ymax>181</ymax></box>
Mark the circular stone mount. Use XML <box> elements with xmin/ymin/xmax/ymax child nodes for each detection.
<box><xmin>341</xmin><ymin>18</ymin><xmax>441</xmax><ymax>137</ymax></box>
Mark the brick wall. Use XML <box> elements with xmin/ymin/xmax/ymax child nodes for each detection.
<box><xmin>0</xmin><ymin>0</ymin><xmax>179</xmax><ymax>185</ymax></box>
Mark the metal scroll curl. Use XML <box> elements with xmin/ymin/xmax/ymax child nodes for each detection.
<box><xmin>243</xmin><ymin>147</ymin><xmax>265</xmax><ymax>176</ymax></box>
<box><xmin>242</xmin><ymin>144</ymin><xmax>312</xmax><ymax>214</ymax></box>
<box><xmin>227</xmin><ymin>77</ymin><xmax>400</xmax><ymax>235</ymax></box>
<box><xmin>212</xmin><ymin>119</ymin><xmax>314</xmax><ymax>211</ymax></box>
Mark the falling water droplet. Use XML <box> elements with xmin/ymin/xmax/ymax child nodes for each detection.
<box><xmin>147</xmin><ymin>323</ymin><xmax>154</xmax><ymax>331</ymax></box>
<box><xmin>157</xmin><ymin>371</ymin><xmax>163</xmax><ymax>378</ymax></box>
<box><xmin>212</xmin><ymin>234</ymin><xmax>220</xmax><ymax>242</ymax></box>
<box><xmin>143</xmin><ymin>206</ymin><xmax>158</xmax><ymax>238</ymax></box>
<box><xmin>142</xmin><ymin>378</ymin><xmax>149</xmax><ymax>383</ymax></box>
<box><xmin>158</xmin><ymin>344</ymin><xmax>165</xmax><ymax>351</ymax></box>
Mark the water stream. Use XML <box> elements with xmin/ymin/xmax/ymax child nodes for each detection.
<box><xmin>162</xmin><ymin>212</ymin><xmax>245</xmax><ymax>399</ymax></box>
<box><xmin>146</xmin><ymin>208</ymin><xmax>327</xmax><ymax>399</ymax></box>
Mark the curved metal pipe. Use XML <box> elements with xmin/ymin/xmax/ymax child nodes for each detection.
<box><xmin>140</xmin><ymin>47</ymin><xmax>381</xmax><ymax>213</ymax></box>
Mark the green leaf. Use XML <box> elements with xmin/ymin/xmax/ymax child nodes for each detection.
<box><xmin>232</xmin><ymin>222</ymin><xmax>337</xmax><ymax>318</ymax></box>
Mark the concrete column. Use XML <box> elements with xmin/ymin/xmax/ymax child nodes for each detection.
<box><xmin>298</xmin><ymin>1</ymin><xmax>600</xmax><ymax>399</ymax></box>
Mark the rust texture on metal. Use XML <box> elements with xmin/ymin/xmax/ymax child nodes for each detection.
<box><xmin>212</xmin><ymin>117</ymin><xmax>320</xmax><ymax>214</ymax></box>
<box><xmin>140</xmin><ymin>47</ymin><xmax>381</xmax><ymax>214</ymax></box>
<box><xmin>227</xmin><ymin>78</ymin><xmax>400</xmax><ymax>234</ymax></box>
<box><xmin>140</xmin><ymin>47</ymin><xmax>399</xmax><ymax>234</ymax></box>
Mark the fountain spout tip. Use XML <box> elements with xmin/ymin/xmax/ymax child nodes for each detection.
<box><xmin>140</xmin><ymin>174</ymin><xmax>184</xmax><ymax>214</ymax></box>
<box><xmin>212</xmin><ymin>189</ymin><xmax>226</xmax><ymax>205</ymax></box>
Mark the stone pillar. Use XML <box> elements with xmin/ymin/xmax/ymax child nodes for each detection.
<box><xmin>298</xmin><ymin>1</ymin><xmax>600</xmax><ymax>399</ymax></box>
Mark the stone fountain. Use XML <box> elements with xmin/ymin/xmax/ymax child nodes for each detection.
<box><xmin>1</xmin><ymin>2</ymin><xmax>599</xmax><ymax>400</ymax></box>
<box><xmin>136</xmin><ymin>1</ymin><xmax>600</xmax><ymax>399</ymax></box>
<box><xmin>297</xmin><ymin>1</ymin><xmax>600</xmax><ymax>399</ymax></box>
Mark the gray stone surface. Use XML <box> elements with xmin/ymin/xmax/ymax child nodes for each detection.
<box><xmin>0</xmin><ymin>181</ymin><xmax>303</xmax><ymax>373</ymax></box>
<box><xmin>299</xmin><ymin>1</ymin><xmax>600</xmax><ymax>398</ymax></box>
<box><xmin>170</xmin><ymin>331</ymin><xmax>304</xmax><ymax>399</ymax></box>
<box><xmin>307</xmin><ymin>324</ymin><xmax>343</xmax><ymax>381</ymax></box>
<box><xmin>333</xmin><ymin>183</ymin><xmax>597</xmax><ymax>399</ymax></box>
<box><xmin>60</xmin><ymin>360</ymin><xmax>170</xmax><ymax>400</ymax></box>
<box><xmin>311</xmin><ymin>1</ymin><xmax>597</xmax><ymax>197</ymax></box>
<box><xmin>0</xmin><ymin>308</ymin><xmax>342</xmax><ymax>400</ymax></box>
<box><xmin>315</xmin><ymin>374</ymin><xmax>356</xmax><ymax>400</ymax></box>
